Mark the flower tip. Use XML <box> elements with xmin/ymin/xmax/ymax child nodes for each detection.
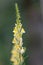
<box><xmin>21</xmin><ymin>28</ymin><xmax>25</xmax><ymax>34</ymax></box>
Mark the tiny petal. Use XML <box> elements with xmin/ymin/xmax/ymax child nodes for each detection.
<box><xmin>12</xmin><ymin>38</ymin><xmax>17</xmax><ymax>44</ymax></box>
<box><xmin>20</xmin><ymin>55</ymin><xmax>24</xmax><ymax>63</ymax></box>
<box><xmin>13</xmin><ymin>27</ymin><xmax>18</xmax><ymax>33</ymax></box>
<box><xmin>20</xmin><ymin>47</ymin><xmax>25</xmax><ymax>54</ymax></box>
<box><xmin>20</xmin><ymin>38</ymin><xmax>23</xmax><ymax>46</ymax></box>
<box><xmin>21</xmin><ymin>28</ymin><xmax>25</xmax><ymax>34</ymax></box>
<box><xmin>15</xmin><ymin>45</ymin><xmax>20</xmax><ymax>50</ymax></box>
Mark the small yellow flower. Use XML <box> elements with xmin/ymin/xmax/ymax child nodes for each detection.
<box><xmin>13</xmin><ymin>59</ymin><xmax>19</xmax><ymax>65</ymax></box>
<box><xmin>15</xmin><ymin>33</ymin><xmax>21</xmax><ymax>39</ymax></box>
<box><xmin>12</xmin><ymin>50</ymin><xmax>18</xmax><ymax>55</ymax></box>
<box><xmin>10</xmin><ymin>51</ymin><xmax>19</xmax><ymax>61</ymax></box>
<box><xmin>14</xmin><ymin>45</ymin><xmax>20</xmax><ymax>50</ymax></box>
<box><xmin>18</xmin><ymin>23</ymin><xmax>22</xmax><ymax>31</ymax></box>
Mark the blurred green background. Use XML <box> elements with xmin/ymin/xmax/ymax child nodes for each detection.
<box><xmin>0</xmin><ymin>0</ymin><xmax>40</xmax><ymax>65</ymax></box>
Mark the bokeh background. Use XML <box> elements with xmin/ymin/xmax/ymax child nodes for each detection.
<box><xmin>0</xmin><ymin>0</ymin><xmax>41</xmax><ymax>65</ymax></box>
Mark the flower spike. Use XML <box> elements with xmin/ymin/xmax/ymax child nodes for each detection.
<box><xmin>10</xmin><ymin>3</ymin><xmax>26</xmax><ymax>65</ymax></box>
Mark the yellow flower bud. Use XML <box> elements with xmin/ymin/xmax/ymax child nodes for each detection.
<box><xmin>20</xmin><ymin>47</ymin><xmax>25</xmax><ymax>54</ymax></box>
<box><xmin>21</xmin><ymin>28</ymin><xmax>25</xmax><ymax>34</ymax></box>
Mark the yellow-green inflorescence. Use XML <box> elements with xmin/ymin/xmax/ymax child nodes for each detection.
<box><xmin>10</xmin><ymin>3</ymin><xmax>26</xmax><ymax>65</ymax></box>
